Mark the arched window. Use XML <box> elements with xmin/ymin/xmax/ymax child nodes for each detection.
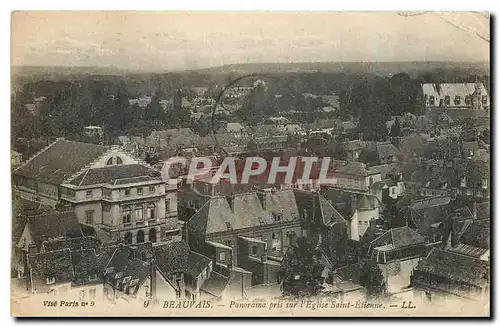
<box><xmin>136</xmin><ymin>230</ymin><xmax>145</xmax><ymax>243</ymax></box>
<box><xmin>124</xmin><ymin>232</ymin><xmax>132</xmax><ymax>244</ymax></box>
<box><xmin>149</xmin><ymin>228</ymin><xmax>157</xmax><ymax>243</ymax></box>
<box><xmin>107</xmin><ymin>157</ymin><xmax>114</xmax><ymax>165</ymax></box>
<box><xmin>116</xmin><ymin>157</ymin><xmax>123</xmax><ymax>165</ymax></box>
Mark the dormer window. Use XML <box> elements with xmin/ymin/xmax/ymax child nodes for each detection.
<box><xmin>445</xmin><ymin>96</ymin><xmax>451</xmax><ymax>106</ymax></box>
<box><xmin>465</xmin><ymin>96</ymin><xmax>472</xmax><ymax>105</ymax></box>
<box><xmin>482</xmin><ymin>179</ymin><xmax>488</xmax><ymax>189</ymax></box>
<box><xmin>429</xmin><ymin>96</ymin><xmax>435</xmax><ymax>106</ymax></box>
<box><xmin>46</xmin><ymin>277</ymin><xmax>55</xmax><ymax>285</ymax></box>
<box><xmin>454</xmin><ymin>96</ymin><xmax>461</xmax><ymax>105</ymax></box>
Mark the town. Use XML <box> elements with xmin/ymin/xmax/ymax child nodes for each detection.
<box><xmin>11</xmin><ymin>62</ymin><xmax>490</xmax><ymax>309</ymax></box>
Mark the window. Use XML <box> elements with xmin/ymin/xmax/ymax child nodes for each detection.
<box><xmin>149</xmin><ymin>185</ymin><xmax>155</xmax><ymax>193</ymax></box>
<box><xmin>46</xmin><ymin>277</ymin><xmax>55</xmax><ymax>285</ymax></box>
<box><xmin>85</xmin><ymin>210</ymin><xmax>94</xmax><ymax>225</ymax></box>
<box><xmin>89</xmin><ymin>289</ymin><xmax>96</xmax><ymax>299</ymax></box>
<box><xmin>116</xmin><ymin>157</ymin><xmax>123</xmax><ymax>165</ymax></box>
<box><xmin>219</xmin><ymin>252</ymin><xmax>226</xmax><ymax>261</ymax></box>
<box><xmin>429</xmin><ymin>96</ymin><xmax>435</xmax><ymax>105</ymax></box>
<box><xmin>465</xmin><ymin>96</ymin><xmax>472</xmax><ymax>105</ymax></box>
<box><xmin>482</xmin><ymin>179</ymin><xmax>488</xmax><ymax>189</ymax></box>
<box><xmin>135</xmin><ymin>205</ymin><xmax>144</xmax><ymax>221</ymax></box>
<box><xmin>122</xmin><ymin>207</ymin><xmax>132</xmax><ymax>224</ymax></box>
<box><xmin>454</xmin><ymin>96</ymin><xmax>461</xmax><ymax>105</ymax></box>
<box><xmin>165</xmin><ymin>199</ymin><xmax>171</xmax><ymax>213</ymax></box>
<box><xmin>445</xmin><ymin>96</ymin><xmax>450</xmax><ymax>106</ymax></box>
<box><xmin>136</xmin><ymin>230</ymin><xmax>145</xmax><ymax>243</ymax></box>
<box><xmin>358</xmin><ymin>221</ymin><xmax>362</xmax><ymax>225</ymax></box>
<box><xmin>391</xmin><ymin>188</ymin><xmax>395</xmax><ymax>195</ymax></box>
<box><xmin>225</xmin><ymin>222</ymin><xmax>232</xmax><ymax>230</ymax></box>
<box><xmin>460</xmin><ymin>177</ymin><xmax>467</xmax><ymax>188</ymax></box>
<box><xmin>124</xmin><ymin>232</ymin><xmax>133</xmax><ymax>244</ymax></box>
<box><xmin>224</xmin><ymin>240</ymin><xmax>232</xmax><ymax>247</ymax></box>
<box><xmin>86</xmin><ymin>190</ymin><xmax>92</xmax><ymax>198</ymax></box>
<box><xmin>272</xmin><ymin>232</ymin><xmax>277</xmax><ymax>240</ymax></box>
<box><xmin>482</xmin><ymin>95</ymin><xmax>488</xmax><ymax>105</ymax></box>
<box><xmin>147</xmin><ymin>203</ymin><xmax>156</xmax><ymax>220</ymax></box>
<box><xmin>124</xmin><ymin>189</ymin><xmax>131</xmax><ymax>196</ymax></box>
<box><xmin>106</xmin><ymin>157</ymin><xmax>114</xmax><ymax>165</ymax></box>
<box><xmin>252</xmin><ymin>246</ymin><xmax>259</xmax><ymax>255</ymax></box>
<box><xmin>149</xmin><ymin>228</ymin><xmax>157</xmax><ymax>243</ymax></box>
<box><xmin>137</xmin><ymin>187</ymin><xmax>143</xmax><ymax>195</ymax></box>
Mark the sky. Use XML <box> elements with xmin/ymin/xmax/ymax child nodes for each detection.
<box><xmin>11</xmin><ymin>11</ymin><xmax>490</xmax><ymax>71</ymax></box>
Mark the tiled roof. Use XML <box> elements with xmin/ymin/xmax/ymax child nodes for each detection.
<box><xmin>14</xmin><ymin>139</ymin><xmax>109</xmax><ymax>184</ymax></box>
<box><xmin>28</xmin><ymin>249</ymin><xmax>74</xmax><ymax>291</ymax></box>
<box><xmin>335</xmin><ymin>162</ymin><xmax>370</xmax><ymax>176</ymax></box>
<box><xmin>68</xmin><ymin>164</ymin><xmax>160</xmax><ymax>186</ymax></box>
<box><xmin>200</xmin><ymin>271</ymin><xmax>230</xmax><ymax>297</ymax></box>
<box><xmin>151</xmin><ymin>128</ymin><xmax>195</xmax><ymax>139</ymax></box>
<box><xmin>225</xmin><ymin>122</ymin><xmax>245</xmax><ymax>133</ymax></box>
<box><xmin>448</xmin><ymin>243</ymin><xmax>488</xmax><ymax>259</ymax></box>
<box><xmin>186</xmin><ymin>251</ymin><xmax>212</xmax><ymax>278</ymax></box>
<box><xmin>153</xmin><ymin>241</ymin><xmax>190</xmax><ymax>277</ymax></box>
<box><xmin>460</xmin><ymin>220</ymin><xmax>490</xmax><ymax>250</ymax></box>
<box><xmin>370</xmin><ymin>226</ymin><xmax>425</xmax><ymax>252</ymax></box>
<box><xmin>105</xmin><ymin>243</ymin><xmax>153</xmax><ymax>295</ymax></box>
<box><xmin>28</xmin><ymin>211</ymin><xmax>83</xmax><ymax>250</ymax></box>
<box><xmin>376</xmin><ymin>142</ymin><xmax>399</xmax><ymax>161</ymax></box>
<box><xmin>422</xmin><ymin>83</ymin><xmax>488</xmax><ymax>98</ymax></box>
<box><xmin>71</xmin><ymin>247</ymin><xmax>114</xmax><ymax>284</ymax></box>
<box><xmin>43</xmin><ymin>236</ymin><xmax>101</xmax><ymax>252</ymax></box>
<box><xmin>188</xmin><ymin>189</ymin><xmax>301</xmax><ymax>235</ymax></box>
<box><xmin>415</xmin><ymin>248</ymin><xmax>489</xmax><ymax>287</ymax></box>
<box><xmin>389</xmin><ymin>227</ymin><xmax>425</xmax><ymax>248</ymax></box>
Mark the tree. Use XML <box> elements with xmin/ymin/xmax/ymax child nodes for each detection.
<box><xmin>359</xmin><ymin>259</ymin><xmax>386</xmax><ymax>297</ymax></box>
<box><xmin>389</xmin><ymin>117</ymin><xmax>402</xmax><ymax>138</ymax></box>
<box><xmin>278</xmin><ymin>237</ymin><xmax>325</xmax><ymax>298</ymax></box>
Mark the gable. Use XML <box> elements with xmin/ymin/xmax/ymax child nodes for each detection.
<box><xmin>90</xmin><ymin>149</ymin><xmax>141</xmax><ymax>169</ymax></box>
<box><xmin>17</xmin><ymin>224</ymin><xmax>33</xmax><ymax>251</ymax></box>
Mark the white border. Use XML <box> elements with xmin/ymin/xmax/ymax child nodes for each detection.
<box><xmin>1</xmin><ymin>1</ymin><xmax>497</xmax><ymax>326</ymax></box>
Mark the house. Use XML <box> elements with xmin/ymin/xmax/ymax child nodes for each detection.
<box><xmin>368</xmin><ymin>226</ymin><xmax>426</xmax><ymax>293</ymax></box>
<box><xmin>349</xmin><ymin>195</ymin><xmax>380</xmax><ymax>241</ymax></box>
<box><xmin>411</xmin><ymin>248</ymin><xmax>490</xmax><ymax>302</ymax></box>
<box><xmin>25</xmin><ymin>243</ymin><xmax>115</xmax><ymax>298</ymax></box>
<box><xmin>421</xmin><ymin>83</ymin><xmax>490</xmax><ymax>111</ymax></box>
<box><xmin>84</xmin><ymin>126</ymin><xmax>104</xmax><ymax>139</ymax></box>
<box><xmin>278</xmin><ymin>124</ymin><xmax>303</xmax><ymax>135</ymax></box>
<box><xmin>13</xmin><ymin>139</ymin><xmax>180</xmax><ymax>245</ymax></box>
<box><xmin>247</xmin><ymin>135</ymin><xmax>288</xmax><ymax>153</ymax></box>
<box><xmin>218</xmin><ymin>122</ymin><xmax>245</xmax><ymax>134</ymax></box>
<box><xmin>182</xmin><ymin>185</ymin><xmax>306</xmax><ymax>287</ymax></box>
<box><xmin>11</xmin><ymin>150</ymin><xmax>23</xmax><ymax>168</ymax></box>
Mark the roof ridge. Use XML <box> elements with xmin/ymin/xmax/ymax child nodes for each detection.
<box><xmin>13</xmin><ymin>138</ymin><xmax>62</xmax><ymax>174</ymax></box>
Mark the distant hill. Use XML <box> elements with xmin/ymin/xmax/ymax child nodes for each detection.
<box><xmin>186</xmin><ymin>61</ymin><xmax>490</xmax><ymax>77</ymax></box>
<box><xmin>11</xmin><ymin>65</ymin><xmax>135</xmax><ymax>82</ymax></box>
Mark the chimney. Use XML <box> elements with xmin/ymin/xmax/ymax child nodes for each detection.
<box><xmin>257</xmin><ymin>190</ymin><xmax>266</xmax><ymax>210</ymax></box>
<box><xmin>129</xmin><ymin>246</ymin><xmax>137</xmax><ymax>260</ymax></box>
<box><xmin>227</xmin><ymin>194</ymin><xmax>235</xmax><ymax>212</ymax></box>
<box><xmin>148</xmin><ymin>252</ymin><xmax>156</xmax><ymax>300</ymax></box>
<box><xmin>28</xmin><ymin>244</ymin><xmax>37</xmax><ymax>255</ymax></box>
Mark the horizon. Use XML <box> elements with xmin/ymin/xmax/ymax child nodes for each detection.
<box><xmin>12</xmin><ymin>12</ymin><xmax>490</xmax><ymax>72</ymax></box>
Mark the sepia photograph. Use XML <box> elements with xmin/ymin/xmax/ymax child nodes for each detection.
<box><xmin>10</xmin><ymin>11</ymin><xmax>490</xmax><ymax>317</ymax></box>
